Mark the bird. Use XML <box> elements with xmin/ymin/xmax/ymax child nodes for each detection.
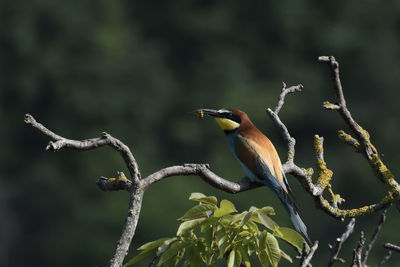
<box><xmin>197</xmin><ymin>108</ymin><xmax>311</xmax><ymax>245</ymax></box>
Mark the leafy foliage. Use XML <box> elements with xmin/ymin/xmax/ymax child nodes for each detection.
<box><xmin>125</xmin><ymin>193</ymin><xmax>308</xmax><ymax>267</ymax></box>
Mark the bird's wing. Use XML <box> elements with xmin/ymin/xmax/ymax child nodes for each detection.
<box><xmin>235</xmin><ymin>134</ymin><xmax>285</xmax><ymax>190</ymax></box>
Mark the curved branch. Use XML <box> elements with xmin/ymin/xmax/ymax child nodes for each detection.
<box><xmin>383</xmin><ymin>243</ymin><xmax>400</xmax><ymax>253</ymax></box>
<box><xmin>274</xmin><ymin>82</ymin><xmax>303</xmax><ymax>114</ymax></box>
<box><xmin>24</xmin><ymin>114</ymin><xmax>141</xmax><ymax>183</ymax></box>
<box><xmin>326</xmin><ymin>218</ymin><xmax>355</xmax><ymax>267</ymax></box>
<box><xmin>141</xmin><ymin>163</ymin><xmax>262</xmax><ymax>193</ymax></box>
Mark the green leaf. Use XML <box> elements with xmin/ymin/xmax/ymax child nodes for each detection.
<box><xmin>231</xmin><ymin>211</ymin><xmax>247</xmax><ymax>225</ymax></box>
<box><xmin>280</xmin><ymin>249</ymin><xmax>293</xmax><ymax>263</ymax></box>
<box><xmin>186</xmin><ymin>245</ymin><xmax>202</xmax><ymax>267</ymax></box>
<box><xmin>275</xmin><ymin>227</ymin><xmax>309</xmax><ymax>252</ymax></box>
<box><xmin>244</xmin><ymin>221</ymin><xmax>259</xmax><ymax>233</ymax></box>
<box><xmin>257</xmin><ymin>250</ymin><xmax>270</xmax><ymax>267</ymax></box>
<box><xmin>259</xmin><ymin>206</ymin><xmax>275</xmax><ymax>215</ymax></box>
<box><xmin>157</xmin><ymin>240</ymin><xmax>190</xmax><ymax>266</ymax></box>
<box><xmin>177</xmin><ymin>218</ymin><xmax>207</xmax><ymax>236</ymax></box>
<box><xmin>257</xmin><ymin>212</ymin><xmax>278</xmax><ymax>231</ymax></box>
<box><xmin>238</xmin><ymin>245</ymin><xmax>251</xmax><ymax>267</ymax></box>
<box><xmin>124</xmin><ymin>238</ymin><xmax>171</xmax><ymax>267</ymax></box>
<box><xmin>123</xmin><ymin>250</ymin><xmax>154</xmax><ymax>267</ymax></box>
<box><xmin>227</xmin><ymin>249</ymin><xmax>242</xmax><ymax>267</ymax></box>
<box><xmin>249</xmin><ymin>206</ymin><xmax>259</xmax><ymax>212</ymax></box>
<box><xmin>241</xmin><ymin>211</ymin><xmax>253</xmax><ymax>226</ymax></box>
<box><xmin>189</xmin><ymin>192</ymin><xmax>207</xmax><ymax>199</ymax></box>
<box><xmin>138</xmin><ymin>238</ymin><xmax>171</xmax><ymax>251</ymax></box>
<box><xmin>265</xmin><ymin>233</ymin><xmax>281</xmax><ymax>267</ymax></box>
<box><xmin>189</xmin><ymin>193</ymin><xmax>218</xmax><ymax>206</ymax></box>
<box><xmin>157</xmin><ymin>238</ymin><xmax>179</xmax><ymax>256</ymax></box>
<box><xmin>219</xmin><ymin>214</ymin><xmax>234</xmax><ymax>225</ymax></box>
<box><xmin>227</xmin><ymin>249</ymin><xmax>235</xmax><ymax>267</ymax></box>
<box><xmin>180</xmin><ymin>204</ymin><xmax>216</xmax><ymax>220</ymax></box>
<box><xmin>214</xmin><ymin>199</ymin><xmax>237</xmax><ymax>218</ymax></box>
<box><xmin>217</xmin><ymin>235</ymin><xmax>229</xmax><ymax>257</ymax></box>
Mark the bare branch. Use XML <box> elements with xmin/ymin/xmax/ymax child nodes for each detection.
<box><xmin>108</xmin><ymin>190</ymin><xmax>144</xmax><ymax>267</ymax></box>
<box><xmin>267</xmin><ymin>108</ymin><xmax>296</xmax><ymax>164</ymax></box>
<box><xmin>299</xmin><ymin>241</ymin><xmax>319</xmax><ymax>267</ymax></box>
<box><xmin>378</xmin><ymin>251</ymin><xmax>392</xmax><ymax>267</ymax></box>
<box><xmin>141</xmin><ymin>163</ymin><xmax>262</xmax><ymax>193</ymax></box>
<box><xmin>362</xmin><ymin>209</ymin><xmax>388</xmax><ymax>265</ymax></box>
<box><xmin>351</xmin><ymin>231</ymin><xmax>366</xmax><ymax>267</ymax></box>
<box><xmin>383</xmin><ymin>243</ymin><xmax>400</xmax><ymax>253</ymax></box>
<box><xmin>274</xmin><ymin>82</ymin><xmax>303</xmax><ymax>114</ymax></box>
<box><xmin>326</xmin><ymin>218</ymin><xmax>356</xmax><ymax>267</ymax></box>
<box><xmin>24</xmin><ymin>114</ymin><xmax>141</xmax><ymax>183</ymax></box>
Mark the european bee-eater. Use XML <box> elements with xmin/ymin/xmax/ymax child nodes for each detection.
<box><xmin>198</xmin><ymin>108</ymin><xmax>311</xmax><ymax>244</ymax></box>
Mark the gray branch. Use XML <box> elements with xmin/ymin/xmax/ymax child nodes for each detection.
<box><xmin>24</xmin><ymin>114</ymin><xmax>141</xmax><ymax>183</ymax></box>
<box><xmin>299</xmin><ymin>241</ymin><xmax>319</xmax><ymax>267</ymax></box>
<box><xmin>274</xmin><ymin>82</ymin><xmax>303</xmax><ymax>114</ymax></box>
<box><xmin>351</xmin><ymin>231</ymin><xmax>366</xmax><ymax>267</ymax></box>
<box><xmin>383</xmin><ymin>243</ymin><xmax>400</xmax><ymax>253</ymax></box>
<box><xmin>141</xmin><ymin>163</ymin><xmax>262</xmax><ymax>192</ymax></box>
<box><xmin>362</xmin><ymin>209</ymin><xmax>388</xmax><ymax>265</ymax></box>
<box><xmin>326</xmin><ymin>218</ymin><xmax>356</xmax><ymax>267</ymax></box>
<box><xmin>377</xmin><ymin>251</ymin><xmax>392</xmax><ymax>267</ymax></box>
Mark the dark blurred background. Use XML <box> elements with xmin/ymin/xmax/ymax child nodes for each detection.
<box><xmin>1</xmin><ymin>0</ymin><xmax>400</xmax><ymax>266</ymax></box>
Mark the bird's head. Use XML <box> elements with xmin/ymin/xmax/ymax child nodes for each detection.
<box><xmin>196</xmin><ymin>108</ymin><xmax>245</xmax><ymax>133</ymax></box>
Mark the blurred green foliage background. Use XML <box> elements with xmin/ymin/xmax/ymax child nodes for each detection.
<box><xmin>1</xmin><ymin>0</ymin><xmax>400</xmax><ymax>266</ymax></box>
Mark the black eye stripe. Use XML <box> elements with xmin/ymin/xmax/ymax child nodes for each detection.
<box><xmin>220</xmin><ymin>112</ymin><xmax>241</xmax><ymax>123</ymax></box>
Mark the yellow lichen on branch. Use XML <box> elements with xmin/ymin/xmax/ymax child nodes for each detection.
<box><xmin>319</xmin><ymin>193</ymin><xmax>396</xmax><ymax>219</ymax></box>
<box><xmin>338</xmin><ymin>130</ymin><xmax>360</xmax><ymax>149</ymax></box>
<box><xmin>313</xmin><ymin>136</ymin><xmax>333</xmax><ymax>191</ymax></box>
<box><xmin>370</xmin><ymin>154</ymin><xmax>400</xmax><ymax>193</ymax></box>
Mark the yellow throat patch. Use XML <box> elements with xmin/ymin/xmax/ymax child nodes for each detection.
<box><xmin>215</xmin><ymin>118</ymin><xmax>240</xmax><ymax>131</ymax></box>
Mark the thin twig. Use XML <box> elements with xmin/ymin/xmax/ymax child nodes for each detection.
<box><xmin>274</xmin><ymin>82</ymin><xmax>303</xmax><ymax>114</ymax></box>
<box><xmin>383</xmin><ymin>243</ymin><xmax>400</xmax><ymax>253</ymax></box>
<box><xmin>362</xmin><ymin>209</ymin><xmax>388</xmax><ymax>265</ymax></box>
<box><xmin>24</xmin><ymin>114</ymin><xmax>141</xmax><ymax>183</ymax></box>
<box><xmin>300</xmin><ymin>241</ymin><xmax>319</xmax><ymax>267</ymax></box>
<box><xmin>326</xmin><ymin>218</ymin><xmax>356</xmax><ymax>267</ymax></box>
<box><xmin>377</xmin><ymin>251</ymin><xmax>392</xmax><ymax>267</ymax></box>
<box><xmin>351</xmin><ymin>231</ymin><xmax>365</xmax><ymax>267</ymax></box>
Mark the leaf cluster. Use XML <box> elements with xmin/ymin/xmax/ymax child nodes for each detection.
<box><xmin>125</xmin><ymin>193</ymin><xmax>309</xmax><ymax>267</ymax></box>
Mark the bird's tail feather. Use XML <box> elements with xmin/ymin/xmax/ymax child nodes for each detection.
<box><xmin>280</xmin><ymin>196</ymin><xmax>312</xmax><ymax>245</ymax></box>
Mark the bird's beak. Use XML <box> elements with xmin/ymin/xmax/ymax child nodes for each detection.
<box><xmin>195</xmin><ymin>108</ymin><xmax>221</xmax><ymax>119</ymax></box>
